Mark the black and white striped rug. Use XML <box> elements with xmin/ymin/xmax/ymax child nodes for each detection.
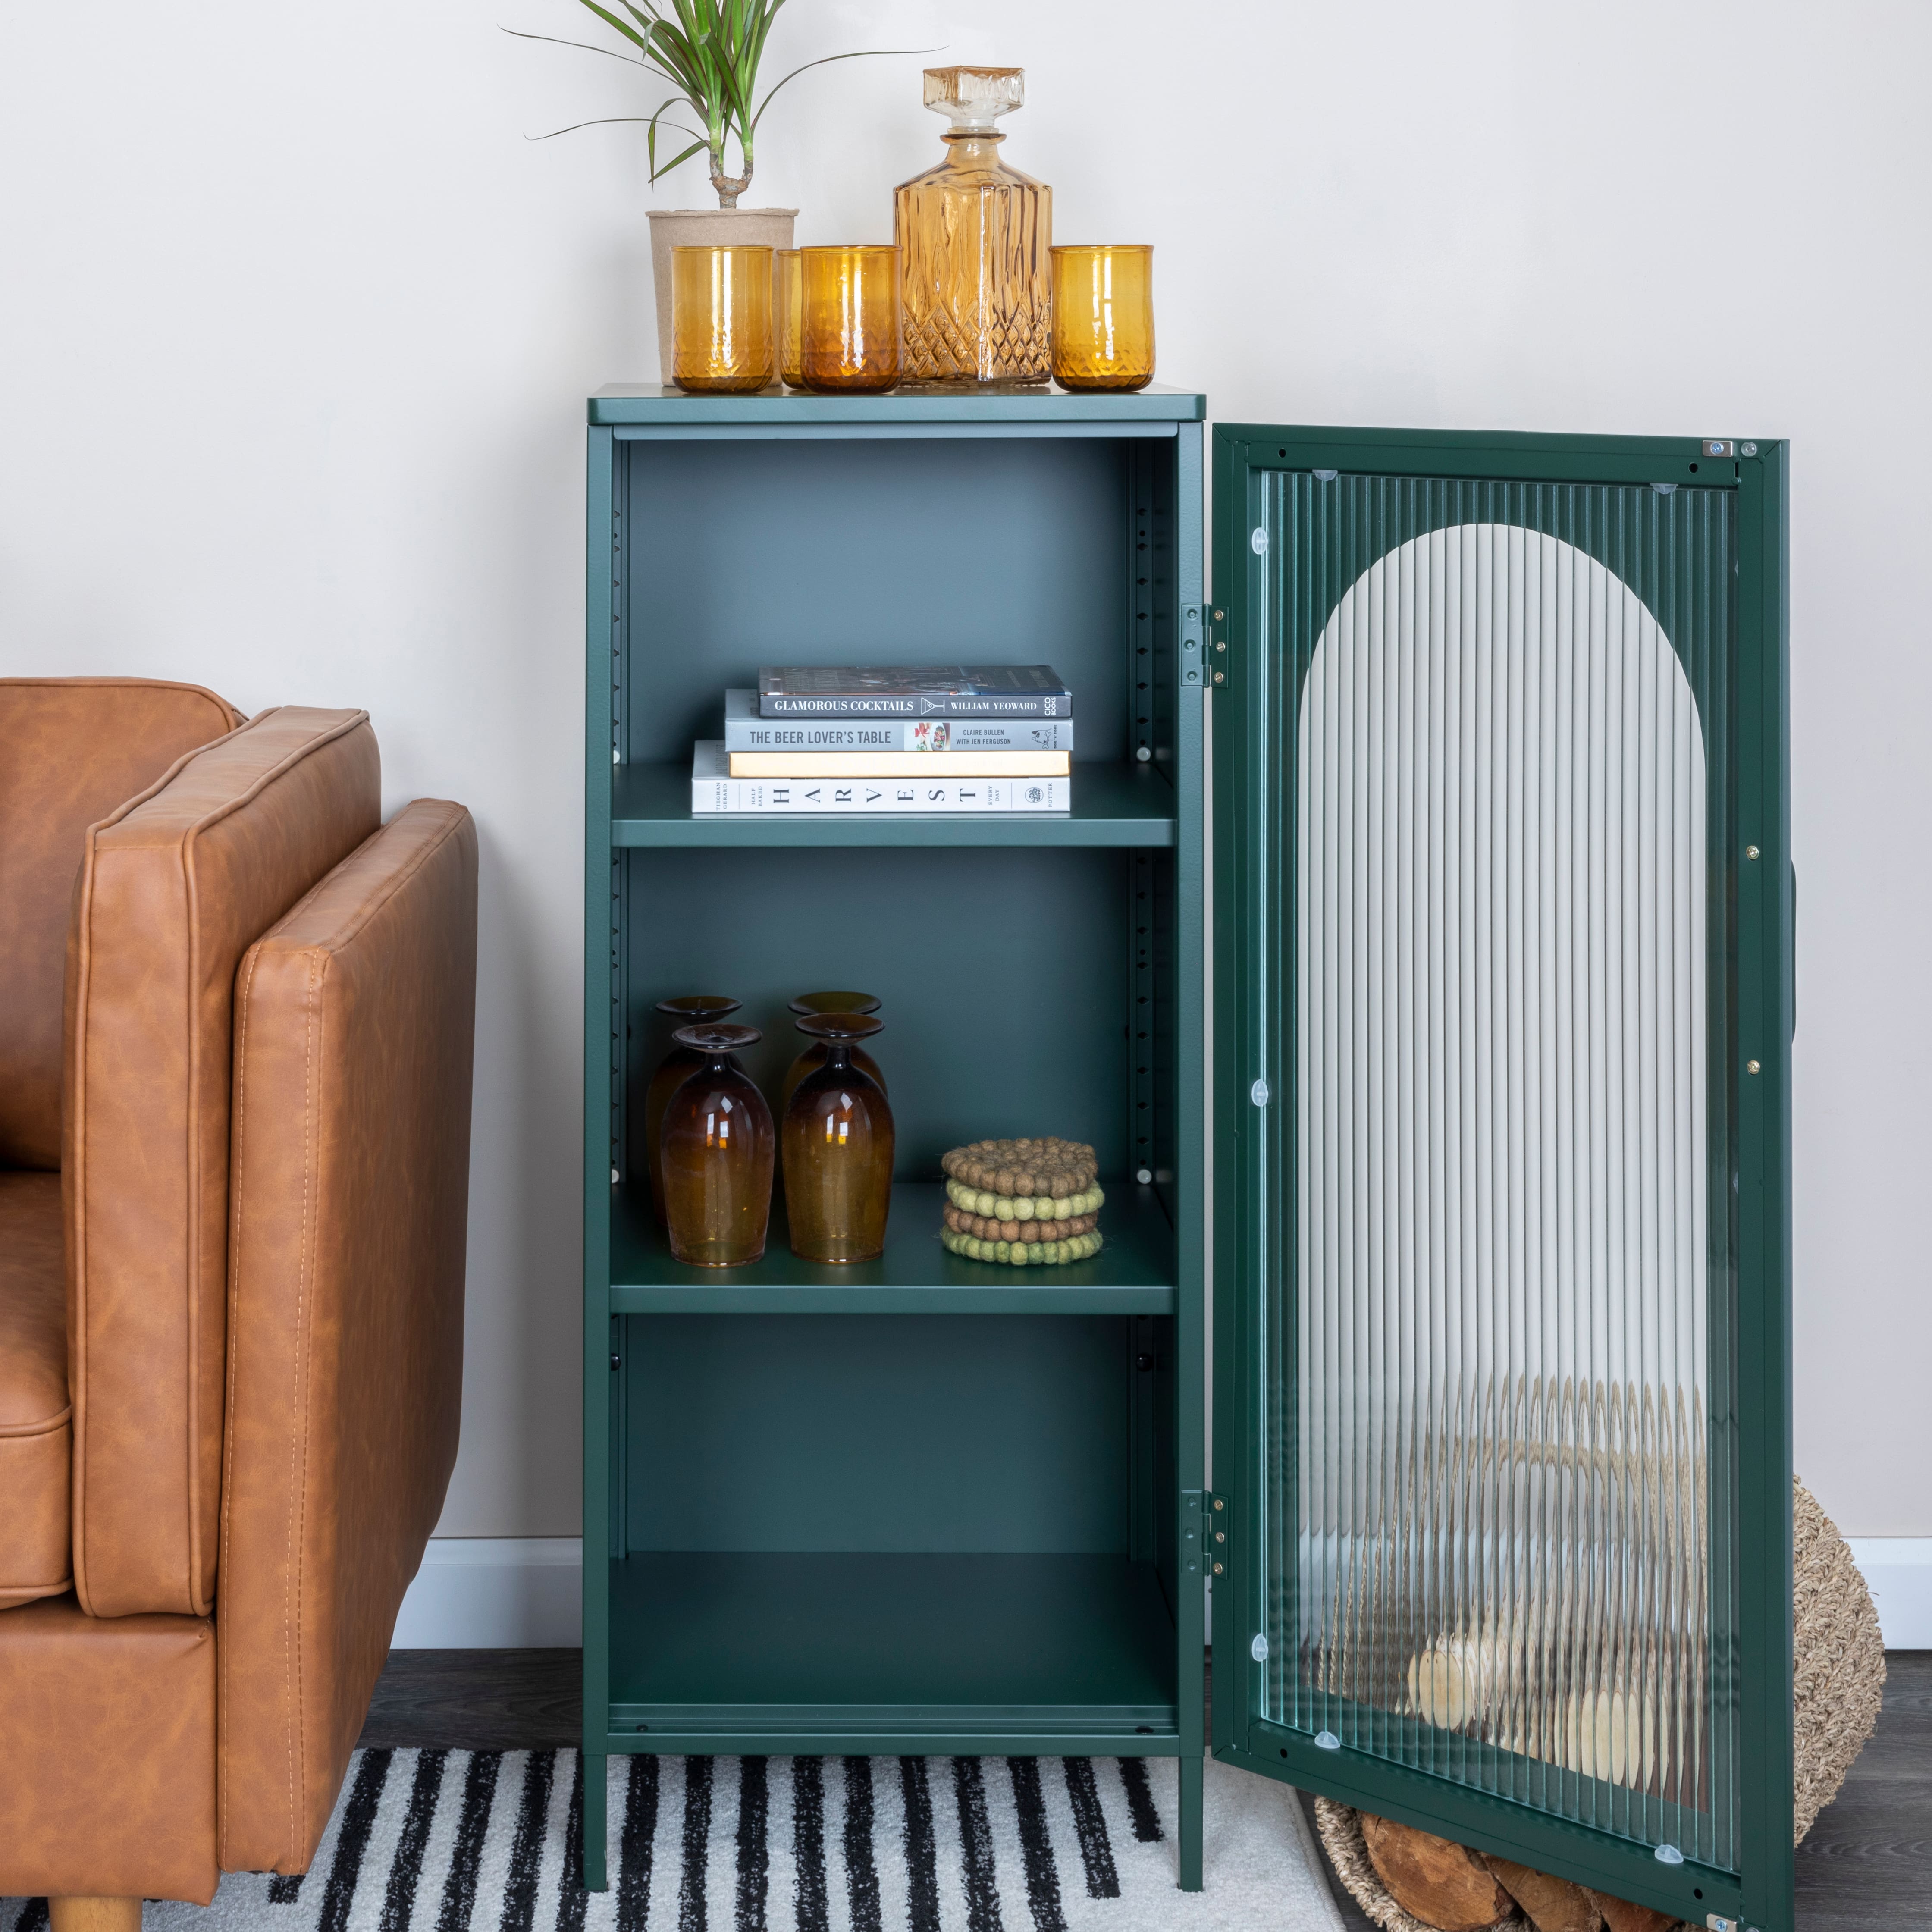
<box><xmin>1</xmin><ymin>1752</ymin><xmax>1339</xmax><ymax>1932</ymax></box>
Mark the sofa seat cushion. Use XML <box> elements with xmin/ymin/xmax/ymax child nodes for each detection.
<box><xmin>0</xmin><ymin>1171</ymin><xmax>71</xmax><ymax>1607</ymax></box>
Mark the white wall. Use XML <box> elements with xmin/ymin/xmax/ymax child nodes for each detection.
<box><xmin>3</xmin><ymin>2</ymin><xmax>1926</xmax><ymax>1543</ymax></box>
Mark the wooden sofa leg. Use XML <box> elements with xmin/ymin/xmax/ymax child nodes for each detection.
<box><xmin>49</xmin><ymin>1900</ymin><xmax>142</xmax><ymax>1932</ymax></box>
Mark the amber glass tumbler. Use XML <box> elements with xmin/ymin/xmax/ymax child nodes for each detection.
<box><xmin>1049</xmin><ymin>245</ymin><xmax>1154</xmax><ymax>393</ymax></box>
<box><xmin>800</xmin><ymin>246</ymin><xmax>902</xmax><ymax>393</ymax></box>
<box><xmin>778</xmin><ymin>249</ymin><xmax>804</xmax><ymax>388</ymax></box>
<box><xmin>780</xmin><ymin>991</ymin><xmax>886</xmax><ymax>1113</ymax></box>
<box><xmin>643</xmin><ymin>995</ymin><xmax>741</xmax><ymax>1226</ymax></box>
<box><xmin>671</xmin><ymin>245</ymin><xmax>775</xmax><ymax>394</ymax></box>
<box><xmin>783</xmin><ymin>1013</ymin><xmax>894</xmax><ymax>1263</ymax></box>
<box><xmin>660</xmin><ymin>1023</ymin><xmax>774</xmax><ymax>1266</ymax></box>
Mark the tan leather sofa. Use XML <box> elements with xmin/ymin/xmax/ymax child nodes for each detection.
<box><xmin>0</xmin><ymin>678</ymin><xmax>478</xmax><ymax>1925</ymax></box>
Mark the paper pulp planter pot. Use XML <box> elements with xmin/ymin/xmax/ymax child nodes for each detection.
<box><xmin>647</xmin><ymin>207</ymin><xmax>797</xmax><ymax>386</ymax></box>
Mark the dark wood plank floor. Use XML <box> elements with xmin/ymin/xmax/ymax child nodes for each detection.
<box><xmin>361</xmin><ymin>1648</ymin><xmax>1929</xmax><ymax>1928</ymax></box>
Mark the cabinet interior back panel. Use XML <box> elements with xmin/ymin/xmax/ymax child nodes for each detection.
<box><xmin>620</xmin><ymin>436</ymin><xmax>1141</xmax><ymax>765</ymax></box>
<box><xmin>625</xmin><ymin>1314</ymin><xmax>1133</xmax><ymax>1552</ymax></box>
<box><xmin>624</xmin><ymin>845</ymin><xmax>1134</xmax><ymax>1180</ymax></box>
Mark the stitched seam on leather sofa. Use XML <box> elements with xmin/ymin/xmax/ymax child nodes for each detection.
<box><xmin>0</xmin><ymin>1407</ymin><xmax>72</xmax><ymax>1437</ymax></box>
<box><xmin>0</xmin><ymin>674</ymin><xmax>240</xmax><ymax>734</ymax></box>
<box><xmin>218</xmin><ymin>941</ymin><xmax>259</xmax><ymax>1866</ymax></box>
<box><xmin>292</xmin><ymin>947</ymin><xmax>323</xmax><ymax>1872</ymax></box>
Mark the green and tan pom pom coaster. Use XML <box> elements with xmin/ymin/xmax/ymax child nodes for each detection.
<box><xmin>940</xmin><ymin>1138</ymin><xmax>1104</xmax><ymax>1268</ymax></box>
<box><xmin>944</xmin><ymin>1201</ymin><xmax>1100</xmax><ymax>1243</ymax></box>
<box><xmin>944</xmin><ymin>1176</ymin><xmax>1104</xmax><ymax>1223</ymax></box>
<box><xmin>940</xmin><ymin>1138</ymin><xmax>1096</xmax><ymax>1199</ymax></box>
<box><xmin>942</xmin><ymin>1226</ymin><xmax>1104</xmax><ymax>1268</ymax></box>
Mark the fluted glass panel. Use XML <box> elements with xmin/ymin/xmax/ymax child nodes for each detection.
<box><xmin>1258</xmin><ymin>488</ymin><xmax>1737</xmax><ymax>1872</ymax></box>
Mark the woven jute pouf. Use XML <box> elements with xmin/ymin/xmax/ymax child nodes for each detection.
<box><xmin>1312</xmin><ymin>1479</ymin><xmax>1885</xmax><ymax>1931</ymax></box>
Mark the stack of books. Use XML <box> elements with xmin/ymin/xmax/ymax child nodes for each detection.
<box><xmin>690</xmin><ymin>667</ymin><xmax>1075</xmax><ymax>815</ymax></box>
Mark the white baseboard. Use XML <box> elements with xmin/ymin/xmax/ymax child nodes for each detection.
<box><xmin>386</xmin><ymin>1534</ymin><xmax>1932</xmax><ymax>1653</ymax></box>
<box><xmin>392</xmin><ymin>1537</ymin><xmax>582</xmax><ymax>1648</ymax></box>
<box><xmin>1848</xmin><ymin>1538</ymin><xmax>1932</xmax><ymax>1649</ymax></box>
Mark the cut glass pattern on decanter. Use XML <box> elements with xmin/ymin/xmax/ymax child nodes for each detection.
<box><xmin>894</xmin><ymin>66</ymin><xmax>1051</xmax><ymax>386</ymax></box>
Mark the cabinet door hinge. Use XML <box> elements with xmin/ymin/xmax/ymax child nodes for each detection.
<box><xmin>1207</xmin><ymin>1493</ymin><xmax>1230</xmax><ymax>1575</ymax></box>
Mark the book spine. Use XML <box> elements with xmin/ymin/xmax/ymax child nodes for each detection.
<box><xmin>692</xmin><ymin>774</ymin><xmax>1072</xmax><ymax>814</ymax></box>
<box><xmin>728</xmin><ymin>751</ymin><xmax>1069</xmax><ymax>779</ymax></box>
<box><xmin>757</xmin><ymin>694</ymin><xmax>1071</xmax><ymax>719</ymax></box>
<box><xmin>724</xmin><ymin>718</ymin><xmax>1076</xmax><ymax>752</ymax></box>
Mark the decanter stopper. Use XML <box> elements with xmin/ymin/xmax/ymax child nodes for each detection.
<box><xmin>922</xmin><ymin>65</ymin><xmax>1026</xmax><ymax>133</ymax></box>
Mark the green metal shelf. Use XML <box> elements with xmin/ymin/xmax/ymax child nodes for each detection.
<box><xmin>603</xmin><ymin>1551</ymin><xmax>1180</xmax><ymax>1751</ymax></box>
<box><xmin>610</xmin><ymin>1180</ymin><xmax>1175</xmax><ymax>1313</ymax></box>
<box><xmin>612</xmin><ymin>760</ymin><xmax>1177</xmax><ymax>848</ymax></box>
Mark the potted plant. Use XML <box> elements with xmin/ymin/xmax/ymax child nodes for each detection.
<box><xmin>516</xmin><ymin>1</ymin><xmax>921</xmax><ymax>382</ymax></box>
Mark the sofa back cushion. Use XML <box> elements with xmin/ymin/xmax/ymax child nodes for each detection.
<box><xmin>0</xmin><ymin>677</ymin><xmax>241</xmax><ymax>1169</ymax></box>
<box><xmin>65</xmin><ymin>706</ymin><xmax>380</xmax><ymax>1618</ymax></box>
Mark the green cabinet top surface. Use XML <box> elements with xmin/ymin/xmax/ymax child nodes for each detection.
<box><xmin>589</xmin><ymin>383</ymin><xmax>1208</xmax><ymax>426</ymax></box>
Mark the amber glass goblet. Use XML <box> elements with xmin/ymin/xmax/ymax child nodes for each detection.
<box><xmin>671</xmin><ymin>245</ymin><xmax>775</xmax><ymax>394</ymax></box>
<box><xmin>1049</xmin><ymin>244</ymin><xmax>1154</xmax><ymax>393</ymax></box>
<box><xmin>778</xmin><ymin>249</ymin><xmax>804</xmax><ymax>389</ymax></box>
<box><xmin>643</xmin><ymin>996</ymin><xmax>741</xmax><ymax>1226</ymax></box>
<box><xmin>783</xmin><ymin>1013</ymin><xmax>894</xmax><ymax>1264</ymax></box>
<box><xmin>780</xmin><ymin>991</ymin><xmax>886</xmax><ymax>1114</ymax></box>
<box><xmin>660</xmin><ymin>1023</ymin><xmax>774</xmax><ymax>1266</ymax></box>
<box><xmin>800</xmin><ymin>245</ymin><xmax>902</xmax><ymax>393</ymax></box>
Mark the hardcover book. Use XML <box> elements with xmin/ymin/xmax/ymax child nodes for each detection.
<box><xmin>756</xmin><ymin>665</ymin><xmax>1073</xmax><ymax>719</ymax></box>
<box><xmin>728</xmin><ymin>749</ymin><xmax>1070</xmax><ymax>779</ymax></box>
<box><xmin>723</xmin><ymin>689</ymin><xmax>1075</xmax><ymax>753</ymax></box>
<box><xmin>690</xmin><ymin>741</ymin><xmax>1070</xmax><ymax>814</ymax></box>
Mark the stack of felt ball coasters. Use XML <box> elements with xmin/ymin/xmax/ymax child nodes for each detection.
<box><xmin>939</xmin><ymin>1137</ymin><xmax>1104</xmax><ymax>1267</ymax></box>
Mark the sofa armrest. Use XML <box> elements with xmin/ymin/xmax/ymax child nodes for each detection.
<box><xmin>216</xmin><ymin>799</ymin><xmax>478</xmax><ymax>1875</ymax></box>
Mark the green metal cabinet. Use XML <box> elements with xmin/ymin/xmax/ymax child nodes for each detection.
<box><xmin>583</xmin><ymin>396</ymin><xmax>1792</xmax><ymax>1926</ymax></box>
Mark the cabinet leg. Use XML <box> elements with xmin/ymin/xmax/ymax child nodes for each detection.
<box><xmin>49</xmin><ymin>1902</ymin><xmax>141</xmax><ymax>1932</ymax></box>
<box><xmin>1177</xmin><ymin>1750</ymin><xmax>1204</xmax><ymax>1891</ymax></box>
<box><xmin>581</xmin><ymin>1751</ymin><xmax>608</xmax><ymax>1891</ymax></box>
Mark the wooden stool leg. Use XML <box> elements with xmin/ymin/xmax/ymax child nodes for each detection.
<box><xmin>49</xmin><ymin>1901</ymin><xmax>141</xmax><ymax>1932</ymax></box>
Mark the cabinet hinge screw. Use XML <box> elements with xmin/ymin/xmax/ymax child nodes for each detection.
<box><xmin>1213</xmin><ymin>671</ymin><xmax>1226</xmax><ymax>684</ymax></box>
<box><xmin>1745</xmin><ymin>844</ymin><xmax>1760</xmax><ymax>859</ymax></box>
<box><xmin>1212</xmin><ymin>1561</ymin><xmax>1224</xmax><ymax>1574</ymax></box>
<box><xmin>1747</xmin><ymin>1060</ymin><xmax>1761</xmax><ymax>1074</ymax></box>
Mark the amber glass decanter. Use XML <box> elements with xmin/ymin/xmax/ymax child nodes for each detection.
<box><xmin>643</xmin><ymin>996</ymin><xmax>741</xmax><ymax>1226</ymax></box>
<box><xmin>783</xmin><ymin>1013</ymin><xmax>894</xmax><ymax>1263</ymax></box>
<box><xmin>780</xmin><ymin>991</ymin><xmax>887</xmax><ymax>1113</ymax></box>
<box><xmin>894</xmin><ymin>66</ymin><xmax>1051</xmax><ymax>386</ymax></box>
<box><xmin>659</xmin><ymin>1023</ymin><xmax>774</xmax><ymax>1266</ymax></box>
